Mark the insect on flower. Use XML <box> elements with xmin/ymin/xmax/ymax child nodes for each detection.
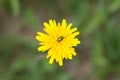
<box><xmin>36</xmin><ymin>19</ymin><xmax>80</xmax><ymax>66</ymax></box>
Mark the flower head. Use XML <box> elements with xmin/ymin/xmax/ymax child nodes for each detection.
<box><xmin>36</xmin><ymin>19</ymin><xmax>80</xmax><ymax>66</ymax></box>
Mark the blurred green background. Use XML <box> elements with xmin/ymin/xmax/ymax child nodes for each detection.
<box><xmin>0</xmin><ymin>0</ymin><xmax>120</xmax><ymax>80</ymax></box>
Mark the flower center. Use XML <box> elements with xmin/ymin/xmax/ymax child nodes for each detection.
<box><xmin>57</xmin><ymin>36</ymin><xmax>64</xmax><ymax>42</ymax></box>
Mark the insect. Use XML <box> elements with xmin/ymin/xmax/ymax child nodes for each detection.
<box><xmin>57</xmin><ymin>36</ymin><xmax>64</xmax><ymax>42</ymax></box>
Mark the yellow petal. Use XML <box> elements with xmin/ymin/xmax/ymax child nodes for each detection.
<box><xmin>49</xmin><ymin>56</ymin><xmax>54</xmax><ymax>64</ymax></box>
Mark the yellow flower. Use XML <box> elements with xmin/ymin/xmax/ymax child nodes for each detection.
<box><xmin>36</xmin><ymin>19</ymin><xmax>80</xmax><ymax>66</ymax></box>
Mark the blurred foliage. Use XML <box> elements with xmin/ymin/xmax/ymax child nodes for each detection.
<box><xmin>0</xmin><ymin>0</ymin><xmax>120</xmax><ymax>80</ymax></box>
<box><xmin>0</xmin><ymin>0</ymin><xmax>20</xmax><ymax>17</ymax></box>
